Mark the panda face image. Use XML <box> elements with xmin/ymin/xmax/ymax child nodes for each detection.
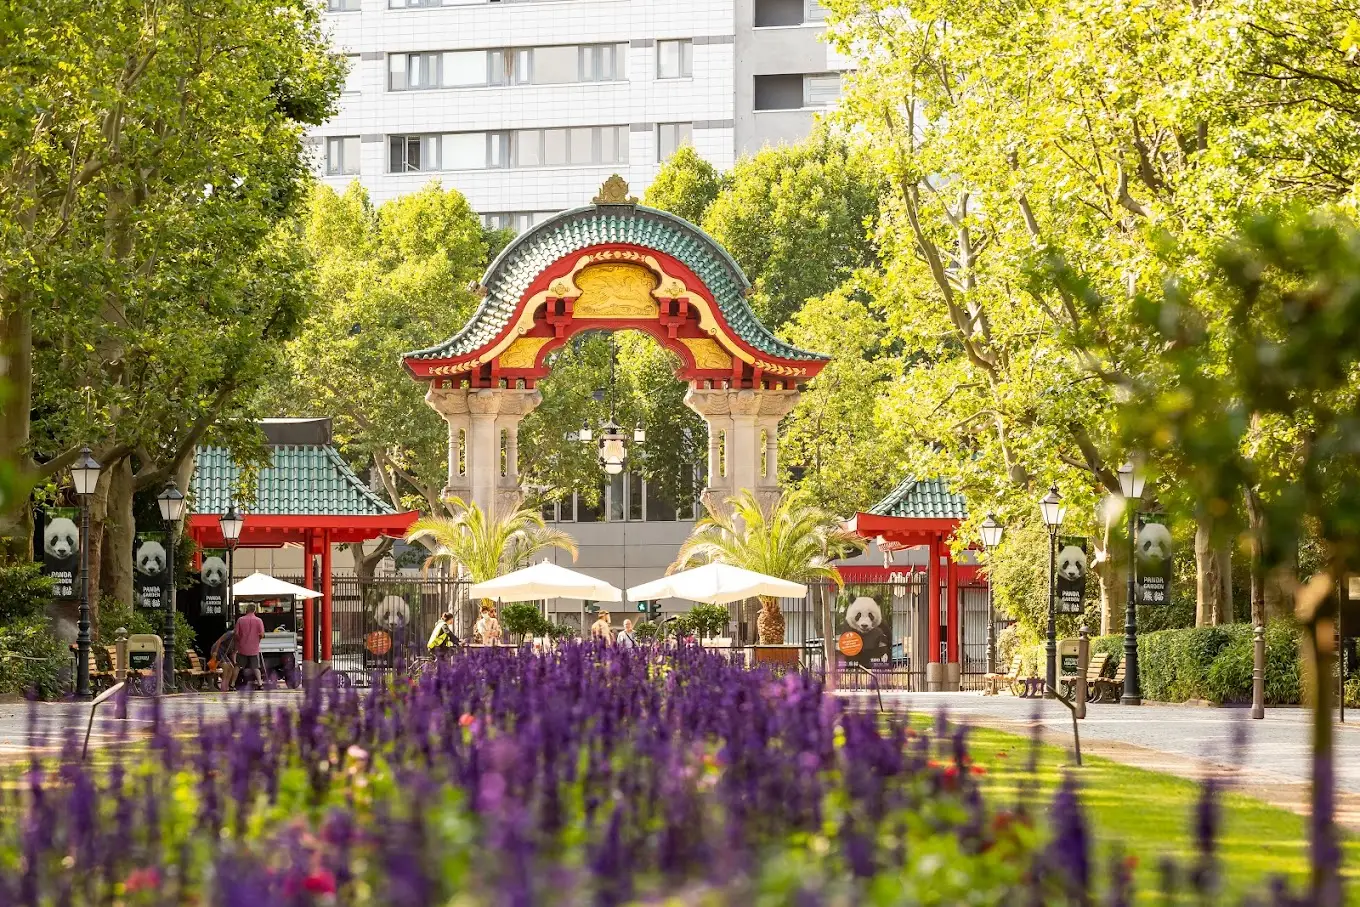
<box><xmin>1137</xmin><ymin>522</ymin><xmax>1173</xmax><ymax>563</ymax></box>
<box><xmin>44</xmin><ymin>517</ymin><xmax>80</xmax><ymax>561</ymax></box>
<box><xmin>845</xmin><ymin>596</ymin><xmax>883</xmax><ymax>633</ymax></box>
<box><xmin>135</xmin><ymin>540</ymin><xmax>167</xmax><ymax>578</ymax></box>
<box><xmin>201</xmin><ymin>555</ymin><xmax>228</xmax><ymax>588</ymax></box>
<box><xmin>374</xmin><ymin>594</ymin><xmax>411</xmax><ymax>629</ymax></box>
<box><xmin>1056</xmin><ymin>545</ymin><xmax>1087</xmax><ymax>581</ymax></box>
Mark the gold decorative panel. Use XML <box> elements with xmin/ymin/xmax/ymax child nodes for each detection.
<box><xmin>573</xmin><ymin>264</ymin><xmax>660</xmax><ymax>319</ymax></box>
<box><xmin>681</xmin><ymin>338</ymin><xmax>733</xmax><ymax>370</ymax></box>
<box><xmin>500</xmin><ymin>336</ymin><xmax>550</xmax><ymax>369</ymax></box>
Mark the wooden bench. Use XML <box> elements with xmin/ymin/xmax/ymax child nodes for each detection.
<box><xmin>1092</xmin><ymin>659</ymin><xmax>1127</xmax><ymax>703</ymax></box>
<box><xmin>178</xmin><ymin>651</ymin><xmax>214</xmax><ymax>691</ymax></box>
<box><xmin>983</xmin><ymin>655</ymin><xmax>1023</xmax><ymax>696</ymax></box>
<box><xmin>1060</xmin><ymin>652</ymin><xmax>1110</xmax><ymax>702</ymax></box>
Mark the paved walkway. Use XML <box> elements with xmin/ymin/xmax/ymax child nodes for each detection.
<box><xmin>852</xmin><ymin>691</ymin><xmax>1360</xmax><ymax>827</ymax></box>
<box><xmin>0</xmin><ymin>691</ymin><xmax>299</xmax><ymax>759</ymax></box>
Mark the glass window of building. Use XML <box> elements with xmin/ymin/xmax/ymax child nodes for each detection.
<box><xmin>328</xmin><ymin>0</ymin><xmax>360</xmax><ymax>11</ymax></box>
<box><xmin>440</xmin><ymin>132</ymin><xmax>485</xmax><ymax>170</ymax></box>
<box><xmin>657</xmin><ymin>122</ymin><xmax>693</xmax><ymax>162</ymax></box>
<box><xmin>325</xmin><ymin>136</ymin><xmax>361</xmax><ymax>176</ymax></box>
<box><xmin>806</xmin><ymin>0</ymin><xmax>830</xmax><ymax>20</ymax></box>
<box><xmin>804</xmin><ymin>72</ymin><xmax>842</xmax><ymax>107</ymax></box>
<box><xmin>343</xmin><ymin>55</ymin><xmax>362</xmax><ymax>94</ymax></box>
<box><xmin>657</xmin><ymin>40</ymin><xmax>692</xmax><ymax>79</ymax></box>
<box><xmin>530</xmin><ymin>45</ymin><xmax>578</xmax><ymax>84</ymax></box>
<box><xmin>580</xmin><ymin>43</ymin><xmax>627</xmax><ymax>82</ymax></box>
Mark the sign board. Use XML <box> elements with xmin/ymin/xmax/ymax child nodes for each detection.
<box><xmin>1135</xmin><ymin>518</ymin><xmax>1174</xmax><ymax>605</ymax></box>
<box><xmin>126</xmin><ymin>633</ymin><xmax>164</xmax><ymax>695</ymax></box>
<box><xmin>198</xmin><ymin>549</ymin><xmax>227</xmax><ymax>616</ymax></box>
<box><xmin>39</xmin><ymin>507</ymin><xmax>81</xmax><ymax>601</ymax></box>
<box><xmin>1055</xmin><ymin>536</ymin><xmax>1088</xmax><ymax>615</ymax></box>
<box><xmin>134</xmin><ymin>532</ymin><xmax>168</xmax><ymax>610</ymax></box>
<box><xmin>1058</xmin><ymin>638</ymin><xmax>1080</xmax><ymax>676</ymax></box>
<box><xmin>835</xmin><ymin>596</ymin><xmax>890</xmax><ymax>668</ymax></box>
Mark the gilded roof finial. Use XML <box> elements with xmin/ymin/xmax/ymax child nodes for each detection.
<box><xmin>593</xmin><ymin>174</ymin><xmax>638</xmax><ymax>206</ymax></box>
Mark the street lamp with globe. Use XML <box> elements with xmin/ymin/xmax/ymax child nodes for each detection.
<box><xmin>157</xmin><ymin>481</ymin><xmax>186</xmax><ymax>692</ymax></box>
<box><xmin>71</xmin><ymin>447</ymin><xmax>101</xmax><ymax>700</ymax></box>
<box><xmin>979</xmin><ymin>513</ymin><xmax>1004</xmax><ymax>676</ymax></box>
<box><xmin>1039</xmin><ymin>484</ymin><xmax>1066</xmax><ymax>698</ymax></box>
<box><xmin>1117</xmin><ymin>461</ymin><xmax>1146</xmax><ymax>705</ymax></box>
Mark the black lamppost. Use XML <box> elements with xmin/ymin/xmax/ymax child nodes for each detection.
<box><xmin>71</xmin><ymin>447</ymin><xmax>101</xmax><ymax>700</ymax></box>
<box><xmin>979</xmin><ymin>513</ymin><xmax>1004</xmax><ymax>675</ymax></box>
<box><xmin>1117</xmin><ymin>461</ymin><xmax>1146</xmax><ymax>706</ymax></box>
<box><xmin>1039</xmin><ymin>484</ymin><xmax>1066</xmax><ymax>698</ymax></box>
<box><xmin>157</xmin><ymin>481</ymin><xmax>186</xmax><ymax>692</ymax></box>
<box><xmin>219</xmin><ymin>502</ymin><xmax>244</xmax><ymax>628</ymax></box>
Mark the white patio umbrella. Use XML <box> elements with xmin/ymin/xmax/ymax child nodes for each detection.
<box><xmin>468</xmin><ymin>560</ymin><xmax>622</xmax><ymax>603</ymax></box>
<box><xmin>627</xmin><ymin>562</ymin><xmax>806</xmax><ymax>605</ymax></box>
<box><xmin>231</xmin><ymin>572</ymin><xmax>323</xmax><ymax>599</ymax></box>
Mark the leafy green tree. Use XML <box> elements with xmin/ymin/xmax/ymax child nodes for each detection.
<box><xmin>643</xmin><ymin>145</ymin><xmax>722</xmax><ymax>226</ymax></box>
<box><xmin>825</xmin><ymin>0</ymin><xmax>1360</xmax><ymax>623</ymax></box>
<box><xmin>673</xmin><ymin>489</ymin><xmax>863</xmax><ymax>644</ymax></box>
<box><xmin>686</xmin><ymin>603</ymin><xmax>731</xmax><ymax>640</ymax></box>
<box><xmin>500</xmin><ymin>602</ymin><xmax>548</xmax><ymax>645</ymax></box>
<box><xmin>0</xmin><ymin>0</ymin><xmax>341</xmax><ymax>615</ymax></box>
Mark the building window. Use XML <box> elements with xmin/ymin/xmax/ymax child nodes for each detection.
<box><xmin>754</xmin><ymin>0</ymin><xmax>806</xmax><ymax>27</ymax></box>
<box><xmin>389</xmin><ymin>44</ymin><xmax>626</xmax><ymax>91</ymax></box>
<box><xmin>514</xmin><ymin>126</ymin><xmax>628</xmax><ymax>167</ymax></box>
<box><xmin>481</xmin><ymin>212</ymin><xmax>555</xmax><ymax>232</ymax></box>
<box><xmin>804</xmin><ymin>72</ymin><xmax>842</xmax><ymax>107</ymax></box>
<box><xmin>754</xmin><ymin>74</ymin><xmax>805</xmax><ymax>110</ymax></box>
<box><xmin>806</xmin><ymin>0</ymin><xmax>829</xmax><ymax>21</ymax></box>
<box><xmin>343</xmin><ymin>55</ymin><xmax>362</xmax><ymax>94</ymax></box>
<box><xmin>326</xmin><ymin>136</ymin><xmax>361</xmax><ymax>176</ymax></box>
<box><xmin>328</xmin><ymin>0</ymin><xmax>360</xmax><ymax>11</ymax></box>
<box><xmin>657</xmin><ymin>122</ymin><xmax>693</xmax><ymax>162</ymax></box>
<box><xmin>390</xmin><ymin>129</ymin><xmax>622</xmax><ymax>173</ymax></box>
<box><xmin>656</xmin><ymin>40</ymin><xmax>692</xmax><ymax>79</ymax></box>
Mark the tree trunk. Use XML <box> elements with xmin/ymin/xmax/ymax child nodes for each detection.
<box><xmin>1265</xmin><ymin>544</ymin><xmax>1297</xmax><ymax>620</ymax></box>
<box><xmin>100</xmin><ymin>457</ymin><xmax>136</xmax><ymax>613</ymax></box>
<box><xmin>756</xmin><ymin>595</ymin><xmax>785</xmax><ymax>645</ymax></box>
<box><xmin>0</xmin><ymin>303</ymin><xmax>33</xmax><ymax>561</ymax></box>
<box><xmin>1195</xmin><ymin>511</ymin><xmax>1227</xmax><ymax>626</ymax></box>
<box><xmin>1218</xmin><ymin>544</ymin><xmax>1234</xmax><ymax>622</ymax></box>
<box><xmin>1097</xmin><ymin>555</ymin><xmax>1125</xmax><ymax>637</ymax></box>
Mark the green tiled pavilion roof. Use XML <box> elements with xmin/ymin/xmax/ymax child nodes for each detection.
<box><xmin>404</xmin><ymin>202</ymin><xmax>827</xmax><ymax>364</ymax></box>
<box><xmin>194</xmin><ymin>445</ymin><xmax>395</xmax><ymax>516</ymax></box>
<box><xmin>869</xmin><ymin>478</ymin><xmax>969</xmax><ymax>520</ymax></box>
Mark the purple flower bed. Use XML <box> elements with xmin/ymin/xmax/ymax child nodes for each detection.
<box><xmin>0</xmin><ymin>644</ymin><xmax>1321</xmax><ymax>904</ymax></box>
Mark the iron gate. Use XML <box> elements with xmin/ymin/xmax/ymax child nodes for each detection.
<box><xmin>330</xmin><ymin>576</ymin><xmax>471</xmax><ymax>677</ymax></box>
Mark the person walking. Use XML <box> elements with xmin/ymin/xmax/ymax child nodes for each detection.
<box><xmin>591</xmin><ymin>611</ymin><xmax>613</xmax><ymax>643</ymax></box>
<box><xmin>427</xmin><ymin>611</ymin><xmax>460</xmax><ymax>655</ymax></box>
<box><xmin>209</xmin><ymin>629</ymin><xmax>239</xmax><ymax>692</ymax></box>
<box><xmin>474</xmin><ymin>605</ymin><xmax>502</xmax><ymax>646</ymax></box>
<box><xmin>233</xmin><ymin>602</ymin><xmax>266</xmax><ymax>689</ymax></box>
<box><xmin>616</xmin><ymin>618</ymin><xmax>638</xmax><ymax>649</ymax></box>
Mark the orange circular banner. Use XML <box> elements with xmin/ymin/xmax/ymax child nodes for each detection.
<box><xmin>837</xmin><ymin>631</ymin><xmax>863</xmax><ymax>657</ymax></box>
<box><xmin>365</xmin><ymin>631</ymin><xmax>392</xmax><ymax>656</ymax></box>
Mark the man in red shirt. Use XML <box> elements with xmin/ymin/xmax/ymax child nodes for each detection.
<box><xmin>233</xmin><ymin>602</ymin><xmax>266</xmax><ymax>689</ymax></box>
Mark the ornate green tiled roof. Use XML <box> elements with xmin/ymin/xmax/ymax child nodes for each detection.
<box><xmin>194</xmin><ymin>445</ymin><xmax>395</xmax><ymax>516</ymax></box>
<box><xmin>404</xmin><ymin>202</ymin><xmax>827</xmax><ymax>363</ymax></box>
<box><xmin>869</xmin><ymin>478</ymin><xmax>969</xmax><ymax>520</ymax></box>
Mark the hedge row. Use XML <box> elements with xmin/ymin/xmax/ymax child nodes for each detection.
<box><xmin>1021</xmin><ymin>622</ymin><xmax>1302</xmax><ymax>706</ymax></box>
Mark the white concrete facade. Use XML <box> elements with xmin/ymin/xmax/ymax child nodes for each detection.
<box><xmin>312</xmin><ymin>0</ymin><xmax>849</xmax><ymax>216</ymax></box>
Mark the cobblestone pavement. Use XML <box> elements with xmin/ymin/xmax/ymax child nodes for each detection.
<box><xmin>846</xmin><ymin>690</ymin><xmax>1360</xmax><ymax>824</ymax></box>
<box><xmin>0</xmin><ymin>691</ymin><xmax>300</xmax><ymax>758</ymax></box>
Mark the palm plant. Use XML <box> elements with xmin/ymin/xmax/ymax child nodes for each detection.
<box><xmin>406</xmin><ymin>497</ymin><xmax>579</xmax><ymax>625</ymax></box>
<box><xmin>672</xmin><ymin>489</ymin><xmax>863</xmax><ymax>644</ymax></box>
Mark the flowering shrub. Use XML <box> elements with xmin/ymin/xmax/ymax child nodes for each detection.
<box><xmin>0</xmin><ymin>644</ymin><xmax>1321</xmax><ymax>904</ymax></box>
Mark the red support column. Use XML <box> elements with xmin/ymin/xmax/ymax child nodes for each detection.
<box><xmin>927</xmin><ymin>535</ymin><xmax>942</xmax><ymax>663</ymax></box>
<box><xmin>946</xmin><ymin>554</ymin><xmax>960</xmax><ymax>664</ymax></box>
<box><xmin>320</xmin><ymin>531</ymin><xmax>333</xmax><ymax>662</ymax></box>
<box><xmin>302</xmin><ymin>532</ymin><xmax>316</xmax><ymax>664</ymax></box>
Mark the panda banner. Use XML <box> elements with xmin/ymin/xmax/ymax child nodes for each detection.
<box><xmin>1136</xmin><ymin>518</ymin><xmax>1173</xmax><ymax>605</ymax></box>
<box><xmin>199</xmin><ymin>549</ymin><xmax>228</xmax><ymax>616</ymax></box>
<box><xmin>1055</xmin><ymin>536</ymin><xmax>1088</xmax><ymax>615</ymax></box>
<box><xmin>40</xmin><ymin>507</ymin><xmax>81</xmax><ymax>600</ymax></box>
<box><xmin>835</xmin><ymin>596</ymin><xmax>890</xmax><ymax>668</ymax></box>
<box><xmin>134</xmin><ymin>532</ymin><xmax>168</xmax><ymax>610</ymax></box>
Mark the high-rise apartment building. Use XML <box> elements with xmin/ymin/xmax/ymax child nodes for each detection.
<box><xmin>313</xmin><ymin>0</ymin><xmax>845</xmax><ymax>222</ymax></box>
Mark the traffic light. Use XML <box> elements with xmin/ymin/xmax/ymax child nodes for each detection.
<box><xmin>585</xmin><ymin>602</ymin><xmax>600</xmax><ymax>616</ymax></box>
<box><xmin>636</xmin><ymin>601</ymin><xmax>648</xmax><ymax>613</ymax></box>
<box><xmin>649</xmin><ymin>600</ymin><xmax>662</xmax><ymax>620</ymax></box>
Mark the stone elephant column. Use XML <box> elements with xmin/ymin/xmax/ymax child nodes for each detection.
<box><xmin>683</xmin><ymin>385</ymin><xmax>800</xmax><ymax>508</ymax></box>
<box><xmin>424</xmin><ymin>384</ymin><xmax>541</xmax><ymax>517</ymax></box>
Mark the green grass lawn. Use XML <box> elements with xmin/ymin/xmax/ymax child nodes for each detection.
<box><xmin>935</xmin><ymin>718</ymin><xmax>1360</xmax><ymax>903</ymax></box>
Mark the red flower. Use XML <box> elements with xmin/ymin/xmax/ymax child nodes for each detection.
<box><xmin>970</xmin><ymin>765</ymin><xmax>988</xmax><ymax>776</ymax></box>
<box><xmin>459</xmin><ymin>713</ymin><xmax>475</xmax><ymax>727</ymax></box>
<box><xmin>995</xmin><ymin>751</ymin><xmax>1008</xmax><ymax>759</ymax></box>
<box><xmin>303</xmin><ymin>870</ymin><xmax>338</xmax><ymax>895</ymax></box>
<box><xmin>124</xmin><ymin>867</ymin><xmax>161</xmax><ymax>893</ymax></box>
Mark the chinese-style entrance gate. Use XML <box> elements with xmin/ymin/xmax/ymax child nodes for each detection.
<box><xmin>402</xmin><ymin>178</ymin><xmax>829</xmax><ymax>514</ymax></box>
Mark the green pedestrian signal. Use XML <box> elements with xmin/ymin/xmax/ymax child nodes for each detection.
<box><xmin>636</xmin><ymin>602</ymin><xmax>648</xmax><ymax>612</ymax></box>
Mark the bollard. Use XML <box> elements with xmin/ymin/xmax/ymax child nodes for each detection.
<box><xmin>1076</xmin><ymin>625</ymin><xmax>1089</xmax><ymax>720</ymax></box>
<box><xmin>1252</xmin><ymin>625</ymin><xmax>1265</xmax><ymax>719</ymax></box>
<box><xmin>114</xmin><ymin>627</ymin><xmax>129</xmax><ymax>677</ymax></box>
